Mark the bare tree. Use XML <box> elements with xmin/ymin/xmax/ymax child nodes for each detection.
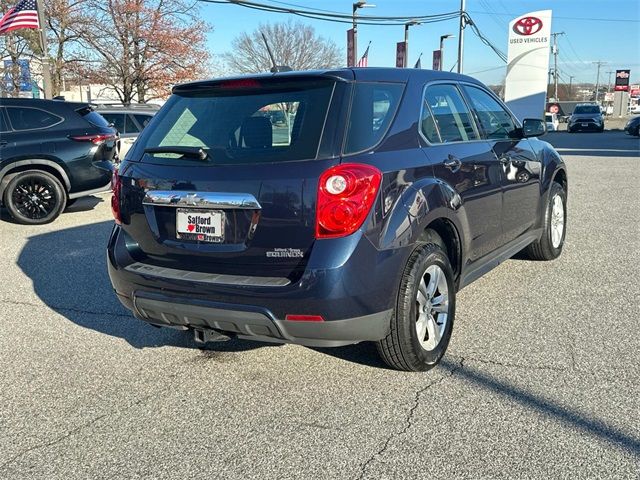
<box><xmin>45</xmin><ymin>0</ymin><xmax>91</xmax><ymax>96</ymax></box>
<box><xmin>79</xmin><ymin>0</ymin><xmax>211</xmax><ymax>103</ymax></box>
<box><xmin>223</xmin><ymin>20</ymin><xmax>343</xmax><ymax>74</ymax></box>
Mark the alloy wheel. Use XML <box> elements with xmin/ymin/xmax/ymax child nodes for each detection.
<box><xmin>415</xmin><ymin>264</ymin><xmax>450</xmax><ymax>351</ymax></box>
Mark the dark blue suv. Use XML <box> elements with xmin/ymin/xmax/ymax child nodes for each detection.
<box><xmin>107</xmin><ymin>68</ymin><xmax>568</xmax><ymax>371</ymax></box>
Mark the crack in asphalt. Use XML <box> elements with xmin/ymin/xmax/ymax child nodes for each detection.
<box><xmin>0</xmin><ymin>385</ymin><xmax>173</xmax><ymax>473</ymax></box>
<box><xmin>0</xmin><ymin>298</ymin><xmax>130</xmax><ymax>319</ymax></box>
<box><xmin>356</xmin><ymin>357</ymin><xmax>465</xmax><ymax>480</ymax></box>
<box><xmin>462</xmin><ymin>356</ymin><xmax>571</xmax><ymax>372</ymax></box>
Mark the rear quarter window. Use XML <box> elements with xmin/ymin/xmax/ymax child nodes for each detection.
<box><xmin>6</xmin><ymin>107</ymin><xmax>62</xmax><ymax>131</ymax></box>
<box><xmin>343</xmin><ymin>82</ymin><xmax>404</xmax><ymax>155</ymax></box>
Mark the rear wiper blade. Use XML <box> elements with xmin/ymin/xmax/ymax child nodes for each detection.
<box><xmin>144</xmin><ymin>146</ymin><xmax>208</xmax><ymax>161</ymax></box>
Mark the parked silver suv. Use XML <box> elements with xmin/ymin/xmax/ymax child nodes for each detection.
<box><xmin>95</xmin><ymin>103</ymin><xmax>160</xmax><ymax>159</ymax></box>
<box><xmin>567</xmin><ymin>103</ymin><xmax>604</xmax><ymax>133</ymax></box>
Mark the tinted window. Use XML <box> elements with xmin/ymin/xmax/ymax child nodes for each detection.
<box><xmin>423</xmin><ymin>84</ymin><xmax>478</xmax><ymax>143</ymax></box>
<box><xmin>125</xmin><ymin>114</ymin><xmax>140</xmax><ymax>134</ymax></box>
<box><xmin>344</xmin><ymin>82</ymin><xmax>404</xmax><ymax>154</ymax></box>
<box><xmin>134</xmin><ymin>114</ymin><xmax>153</xmax><ymax>129</ymax></box>
<box><xmin>0</xmin><ymin>109</ymin><xmax>8</xmax><ymax>132</ymax></box>
<box><xmin>78</xmin><ymin>107</ymin><xmax>111</xmax><ymax>128</ymax></box>
<box><xmin>6</xmin><ymin>107</ymin><xmax>61</xmax><ymax>131</ymax></box>
<box><xmin>574</xmin><ymin>105</ymin><xmax>600</xmax><ymax>114</ymax></box>
<box><xmin>101</xmin><ymin>113</ymin><xmax>125</xmax><ymax>133</ymax></box>
<box><xmin>463</xmin><ymin>86</ymin><xmax>516</xmax><ymax>140</ymax></box>
<box><xmin>139</xmin><ymin>80</ymin><xmax>335</xmax><ymax>164</ymax></box>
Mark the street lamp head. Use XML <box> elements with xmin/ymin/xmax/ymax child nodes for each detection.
<box><xmin>354</xmin><ymin>1</ymin><xmax>376</xmax><ymax>8</ymax></box>
<box><xmin>440</xmin><ymin>34</ymin><xmax>455</xmax><ymax>40</ymax></box>
<box><xmin>406</xmin><ymin>19</ymin><xmax>421</xmax><ymax>26</ymax></box>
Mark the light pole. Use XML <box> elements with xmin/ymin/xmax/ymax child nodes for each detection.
<box><xmin>404</xmin><ymin>20</ymin><xmax>420</xmax><ymax>68</ymax></box>
<box><xmin>353</xmin><ymin>2</ymin><xmax>376</xmax><ymax>66</ymax></box>
<box><xmin>439</xmin><ymin>34</ymin><xmax>454</xmax><ymax>71</ymax></box>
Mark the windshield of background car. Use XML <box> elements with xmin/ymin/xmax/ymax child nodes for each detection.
<box><xmin>136</xmin><ymin>79</ymin><xmax>336</xmax><ymax>165</ymax></box>
<box><xmin>343</xmin><ymin>82</ymin><xmax>405</xmax><ymax>154</ymax></box>
<box><xmin>574</xmin><ymin>106</ymin><xmax>600</xmax><ymax>114</ymax></box>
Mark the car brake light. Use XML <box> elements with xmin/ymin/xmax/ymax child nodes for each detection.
<box><xmin>111</xmin><ymin>170</ymin><xmax>122</xmax><ymax>225</ymax></box>
<box><xmin>71</xmin><ymin>134</ymin><xmax>116</xmax><ymax>145</ymax></box>
<box><xmin>285</xmin><ymin>315</ymin><xmax>325</xmax><ymax>322</ymax></box>
<box><xmin>316</xmin><ymin>163</ymin><xmax>382</xmax><ymax>239</ymax></box>
<box><xmin>219</xmin><ymin>79</ymin><xmax>261</xmax><ymax>89</ymax></box>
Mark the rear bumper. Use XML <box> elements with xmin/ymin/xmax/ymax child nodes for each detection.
<box><xmin>122</xmin><ymin>290</ymin><xmax>391</xmax><ymax>347</ymax></box>
<box><xmin>108</xmin><ymin>224</ymin><xmax>406</xmax><ymax>346</ymax></box>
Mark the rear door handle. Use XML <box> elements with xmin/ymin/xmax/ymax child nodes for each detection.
<box><xmin>443</xmin><ymin>155</ymin><xmax>462</xmax><ymax>172</ymax></box>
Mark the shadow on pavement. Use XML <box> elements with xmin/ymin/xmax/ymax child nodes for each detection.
<box><xmin>16</xmin><ymin>219</ymin><xmax>270</xmax><ymax>353</ymax></box>
<box><xmin>545</xmin><ymin>131</ymin><xmax>640</xmax><ymax>158</ymax></box>
<box><xmin>438</xmin><ymin>357</ymin><xmax>640</xmax><ymax>455</ymax></box>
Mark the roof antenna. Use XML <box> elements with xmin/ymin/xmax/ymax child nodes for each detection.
<box><xmin>260</xmin><ymin>32</ymin><xmax>292</xmax><ymax>73</ymax></box>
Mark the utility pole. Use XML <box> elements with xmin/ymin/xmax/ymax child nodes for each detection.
<box><xmin>606</xmin><ymin>70</ymin><xmax>614</xmax><ymax>92</ymax></box>
<box><xmin>457</xmin><ymin>0</ymin><xmax>466</xmax><ymax>73</ymax></box>
<box><xmin>568</xmin><ymin>75</ymin><xmax>575</xmax><ymax>100</ymax></box>
<box><xmin>550</xmin><ymin>32</ymin><xmax>564</xmax><ymax>101</ymax></box>
<box><xmin>593</xmin><ymin>61</ymin><xmax>606</xmax><ymax>102</ymax></box>
<box><xmin>35</xmin><ymin>0</ymin><xmax>52</xmax><ymax>99</ymax></box>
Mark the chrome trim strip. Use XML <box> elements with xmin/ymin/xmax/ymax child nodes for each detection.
<box><xmin>125</xmin><ymin>262</ymin><xmax>290</xmax><ymax>287</ymax></box>
<box><xmin>142</xmin><ymin>190</ymin><xmax>261</xmax><ymax>210</ymax></box>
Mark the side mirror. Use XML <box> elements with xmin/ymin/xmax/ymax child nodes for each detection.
<box><xmin>522</xmin><ymin>118</ymin><xmax>546</xmax><ymax>137</ymax></box>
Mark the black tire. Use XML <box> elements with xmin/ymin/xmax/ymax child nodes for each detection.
<box><xmin>376</xmin><ymin>243</ymin><xmax>456</xmax><ymax>372</ymax></box>
<box><xmin>523</xmin><ymin>181</ymin><xmax>567</xmax><ymax>261</ymax></box>
<box><xmin>3</xmin><ymin>170</ymin><xmax>66</xmax><ymax>225</ymax></box>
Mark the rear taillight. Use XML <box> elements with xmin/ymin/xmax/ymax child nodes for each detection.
<box><xmin>70</xmin><ymin>134</ymin><xmax>116</xmax><ymax>145</ymax></box>
<box><xmin>111</xmin><ymin>170</ymin><xmax>122</xmax><ymax>225</ymax></box>
<box><xmin>316</xmin><ymin>163</ymin><xmax>382</xmax><ymax>239</ymax></box>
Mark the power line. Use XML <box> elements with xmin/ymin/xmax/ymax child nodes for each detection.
<box><xmin>467</xmin><ymin>10</ymin><xmax>640</xmax><ymax>23</ymax></box>
<box><xmin>197</xmin><ymin>0</ymin><xmax>461</xmax><ymax>25</ymax></box>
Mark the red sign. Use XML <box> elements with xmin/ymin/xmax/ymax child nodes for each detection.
<box><xmin>614</xmin><ymin>69</ymin><xmax>631</xmax><ymax>92</ymax></box>
<box><xmin>513</xmin><ymin>16</ymin><xmax>543</xmax><ymax>36</ymax></box>
<box><xmin>396</xmin><ymin>42</ymin><xmax>407</xmax><ymax>68</ymax></box>
<box><xmin>549</xmin><ymin>104</ymin><xmax>559</xmax><ymax>114</ymax></box>
<box><xmin>432</xmin><ymin>50</ymin><xmax>441</xmax><ymax>71</ymax></box>
<box><xmin>347</xmin><ymin>29</ymin><xmax>355</xmax><ymax>67</ymax></box>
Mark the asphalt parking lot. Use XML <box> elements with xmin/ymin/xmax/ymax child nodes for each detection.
<box><xmin>1</xmin><ymin>130</ymin><xmax>639</xmax><ymax>479</ymax></box>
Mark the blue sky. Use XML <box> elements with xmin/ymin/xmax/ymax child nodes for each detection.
<box><xmin>200</xmin><ymin>0</ymin><xmax>640</xmax><ymax>85</ymax></box>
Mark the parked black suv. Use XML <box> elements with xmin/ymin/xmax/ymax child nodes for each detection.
<box><xmin>0</xmin><ymin>98</ymin><xmax>117</xmax><ymax>224</ymax></box>
<box><xmin>107</xmin><ymin>68</ymin><xmax>568</xmax><ymax>371</ymax></box>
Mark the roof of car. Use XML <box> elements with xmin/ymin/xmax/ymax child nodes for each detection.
<box><xmin>173</xmin><ymin>67</ymin><xmax>484</xmax><ymax>93</ymax></box>
<box><xmin>0</xmin><ymin>97</ymin><xmax>89</xmax><ymax>109</ymax></box>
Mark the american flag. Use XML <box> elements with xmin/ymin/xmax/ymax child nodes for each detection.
<box><xmin>0</xmin><ymin>0</ymin><xmax>40</xmax><ymax>35</ymax></box>
<box><xmin>356</xmin><ymin>42</ymin><xmax>370</xmax><ymax>68</ymax></box>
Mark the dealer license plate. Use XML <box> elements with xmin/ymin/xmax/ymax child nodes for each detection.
<box><xmin>176</xmin><ymin>208</ymin><xmax>224</xmax><ymax>242</ymax></box>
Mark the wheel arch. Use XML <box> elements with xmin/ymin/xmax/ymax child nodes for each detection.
<box><xmin>0</xmin><ymin>160</ymin><xmax>71</xmax><ymax>202</ymax></box>
<box><xmin>419</xmin><ymin>217</ymin><xmax>463</xmax><ymax>282</ymax></box>
<box><xmin>551</xmin><ymin>166</ymin><xmax>568</xmax><ymax>194</ymax></box>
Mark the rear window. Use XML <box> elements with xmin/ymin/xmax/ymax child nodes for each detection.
<box><xmin>344</xmin><ymin>82</ymin><xmax>404</xmax><ymax>154</ymax></box>
<box><xmin>138</xmin><ymin>80</ymin><xmax>335</xmax><ymax>165</ymax></box>
<box><xmin>78</xmin><ymin>107</ymin><xmax>111</xmax><ymax>128</ymax></box>
<box><xmin>574</xmin><ymin>106</ymin><xmax>600</xmax><ymax>114</ymax></box>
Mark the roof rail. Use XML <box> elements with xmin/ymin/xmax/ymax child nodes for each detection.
<box><xmin>94</xmin><ymin>103</ymin><xmax>161</xmax><ymax>110</ymax></box>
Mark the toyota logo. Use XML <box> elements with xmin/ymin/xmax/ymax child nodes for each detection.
<box><xmin>513</xmin><ymin>16</ymin><xmax>543</xmax><ymax>36</ymax></box>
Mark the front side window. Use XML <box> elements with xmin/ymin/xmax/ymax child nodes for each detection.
<box><xmin>422</xmin><ymin>84</ymin><xmax>478</xmax><ymax>143</ymax></box>
<box><xmin>134</xmin><ymin>114</ymin><xmax>153</xmax><ymax>129</ymax></box>
<box><xmin>6</xmin><ymin>107</ymin><xmax>62</xmax><ymax>131</ymax></box>
<box><xmin>463</xmin><ymin>85</ymin><xmax>517</xmax><ymax>140</ymax></box>
<box><xmin>344</xmin><ymin>82</ymin><xmax>405</xmax><ymax>154</ymax></box>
